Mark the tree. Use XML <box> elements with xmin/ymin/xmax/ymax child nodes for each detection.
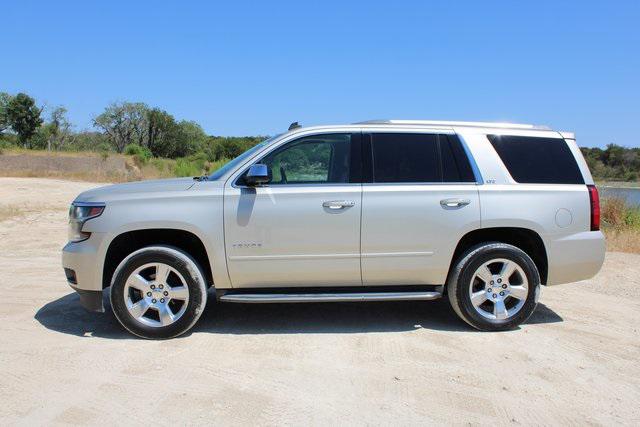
<box><xmin>0</xmin><ymin>92</ymin><xmax>12</xmax><ymax>134</ymax></box>
<box><xmin>93</xmin><ymin>102</ymin><xmax>148</xmax><ymax>152</ymax></box>
<box><xmin>146</xmin><ymin>108</ymin><xmax>177</xmax><ymax>157</ymax></box>
<box><xmin>172</xmin><ymin>120</ymin><xmax>207</xmax><ymax>157</ymax></box>
<box><xmin>6</xmin><ymin>93</ymin><xmax>43</xmax><ymax>147</ymax></box>
<box><xmin>47</xmin><ymin>106</ymin><xmax>73</xmax><ymax>150</ymax></box>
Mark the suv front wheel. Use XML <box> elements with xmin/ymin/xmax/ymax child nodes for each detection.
<box><xmin>447</xmin><ymin>242</ymin><xmax>540</xmax><ymax>331</ymax></box>
<box><xmin>110</xmin><ymin>246</ymin><xmax>208</xmax><ymax>339</ymax></box>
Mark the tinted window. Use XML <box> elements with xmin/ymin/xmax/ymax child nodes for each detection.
<box><xmin>488</xmin><ymin>135</ymin><xmax>584</xmax><ymax>184</ymax></box>
<box><xmin>261</xmin><ymin>134</ymin><xmax>351</xmax><ymax>185</ymax></box>
<box><xmin>371</xmin><ymin>133</ymin><xmax>440</xmax><ymax>182</ymax></box>
<box><xmin>439</xmin><ymin>135</ymin><xmax>476</xmax><ymax>182</ymax></box>
<box><xmin>441</xmin><ymin>134</ymin><xmax>476</xmax><ymax>183</ymax></box>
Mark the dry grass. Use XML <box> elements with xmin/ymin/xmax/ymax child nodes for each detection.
<box><xmin>0</xmin><ymin>150</ymin><xmax>217</xmax><ymax>182</ymax></box>
<box><xmin>0</xmin><ymin>169</ymin><xmax>134</xmax><ymax>183</ymax></box>
<box><xmin>0</xmin><ymin>205</ymin><xmax>23</xmax><ymax>222</ymax></box>
<box><xmin>601</xmin><ymin>196</ymin><xmax>640</xmax><ymax>253</ymax></box>
<box><xmin>604</xmin><ymin>228</ymin><xmax>640</xmax><ymax>253</ymax></box>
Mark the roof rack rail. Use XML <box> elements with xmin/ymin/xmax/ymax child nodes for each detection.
<box><xmin>354</xmin><ymin>119</ymin><xmax>550</xmax><ymax>131</ymax></box>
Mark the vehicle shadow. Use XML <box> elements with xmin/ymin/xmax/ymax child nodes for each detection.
<box><xmin>34</xmin><ymin>290</ymin><xmax>563</xmax><ymax>339</ymax></box>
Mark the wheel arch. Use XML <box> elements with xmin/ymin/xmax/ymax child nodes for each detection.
<box><xmin>449</xmin><ymin>227</ymin><xmax>548</xmax><ymax>285</ymax></box>
<box><xmin>102</xmin><ymin>228</ymin><xmax>213</xmax><ymax>290</ymax></box>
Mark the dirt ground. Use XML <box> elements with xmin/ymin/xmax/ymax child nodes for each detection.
<box><xmin>0</xmin><ymin>177</ymin><xmax>638</xmax><ymax>426</ymax></box>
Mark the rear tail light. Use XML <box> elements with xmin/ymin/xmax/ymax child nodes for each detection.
<box><xmin>587</xmin><ymin>185</ymin><xmax>600</xmax><ymax>231</ymax></box>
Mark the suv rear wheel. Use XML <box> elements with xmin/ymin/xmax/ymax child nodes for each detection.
<box><xmin>110</xmin><ymin>246</ymin><xmax>208</xmax><ymax>339</ymax></box>
<box><xmin>447</xmin><ymin>242</ymin><xmax>540</xmax><ymax>331</ymax></box>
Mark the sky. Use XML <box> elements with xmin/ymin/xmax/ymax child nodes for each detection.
<box><xmin>2</xmin><ymin>0</ymin><xmax>639</xmax><ymax>147</ymax></box>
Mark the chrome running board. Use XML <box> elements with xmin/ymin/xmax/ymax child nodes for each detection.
<box><xmin>219</xmin><ymin>290</ymin><xmax>442</xmax><ymax>303</ymax></box>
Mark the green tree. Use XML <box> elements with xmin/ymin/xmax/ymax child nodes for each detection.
<box><xmin>172</xmin><ymin>120</ymin><xmax>207</xmax><ymax>157</ymax></box>
<box><xmin>0</xmin><ymin>92</ymin><xmax>12</xmax><ymax>134</ymax></box>
<box><xmin>47</xmin><ymin>106</ymin><xmax>73</xmax><ymax>150</ymax></box>
<box><xmin>6</xmin><ymin>93</ymin><xmax>43</xmax><ymax>147</ymax></box>
<box><xmin>94</xmin><ymin>102</ymin><xmax>148</xmax><ymax>152</ymax></box>
<box><xmin>146</xmin><ymin>108</ymin><xmax>178</xmax><ymax>157</ymax></box>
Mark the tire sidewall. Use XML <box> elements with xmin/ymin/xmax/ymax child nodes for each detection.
<box><xmin>455</xmin><ymin>244</ymin><xmax>540</xmax><ymax>330</ymax></box>
<box><xmin>110</xmin><ymin>246</ymin><xmax>207</xmax><ymax>339</ymax></box>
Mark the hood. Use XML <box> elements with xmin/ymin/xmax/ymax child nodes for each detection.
<box><xmin>74</xmin><ymin>177</ymin><xmax>196</xmax><ymax>203</ymax></box>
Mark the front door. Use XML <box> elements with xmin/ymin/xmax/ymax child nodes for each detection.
<box><xmin>224</xmin><ymin>133</ymin><xmax>362</xmax><ymax>288</ymax></box>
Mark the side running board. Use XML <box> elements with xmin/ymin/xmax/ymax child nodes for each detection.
<box><xmin>219</xmin><ymin>290</ymin><xmax>442</xmax><ymax>303</ymax></box>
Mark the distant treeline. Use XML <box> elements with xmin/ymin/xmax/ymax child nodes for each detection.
<box><xmin>0</xmin><ymin>92</ymin><xmax>266</xmax><ymax>165</ymax></box>
<box><xmin>1</xmin><ymin>91</ymin><xmax>638</xmax><ymax>181</ymax></box>
<box><xmin>581</xmin><ymin>145</ymin><xmax>640</xmax><ymax>182</ymax></box>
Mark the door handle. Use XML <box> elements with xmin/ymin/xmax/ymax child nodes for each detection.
<box><xmin>440</xmin><ymin>198</ymin><xmax>471</xmax><ymax>208</ymax></box>
<box><xmin>322</xmin><ymin>200</ymin><xmax>356</xmax><ymax>210</ymax></box>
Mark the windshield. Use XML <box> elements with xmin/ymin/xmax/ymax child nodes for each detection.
<box><xmin>208</xmin><ymin>134</ymin><xmax>282</xmax><ymax>180</ymax></box>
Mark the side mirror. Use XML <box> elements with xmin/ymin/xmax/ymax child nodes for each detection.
<box><xmin>245</xmin><ymin>164</ymin><xmax>271</xmax><ymax>186</ymax></box>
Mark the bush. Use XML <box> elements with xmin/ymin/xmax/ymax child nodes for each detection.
<box><xmin>209</xmin><ymin>157</ymin><xmax>230</xmax><ymax>173</ymax></box>
<box><xmin>173</xmin><ymin>158</ymin><xmax>203</xmax><ymax>177</ymax></box>
<box><xmin>0</xmin><ymin>139</ymin><xmax>13</xmax><ymax>154</ymax></box>
<box><xmin>124</xmin><ymin>143</ymin><xmax>152</xmax><ymax>165</ymax></box>
<box><xmin>601</xmin><ymin>197</ymin><xmax>640</xmax><ymax>229</ymax></box>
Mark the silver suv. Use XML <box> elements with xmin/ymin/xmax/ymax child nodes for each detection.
<box><xmin>62</xmin><ymin>120</ymin><xmax>605</xmax><ymax>339</ymax></box>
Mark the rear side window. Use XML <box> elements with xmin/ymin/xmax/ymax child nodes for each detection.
<box><xmin>369</xmin><ymin>133</ymin><xmax>476</xmax><ymax>183</ymax></box>
<box><xmin>488</xmin><ymin>135</ymin><xmax>584</xmax><ymax>184</ymax></box>
<box><xmin>371</xmin><ymin>133</ymin><xmax>439</xmax><ymax>182</ymax></box>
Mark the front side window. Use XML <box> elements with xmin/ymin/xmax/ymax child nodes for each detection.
<box><xmin>261</xmin><ymin>133</ymin><xmax>352</xmax><ymax>185</ymax></box>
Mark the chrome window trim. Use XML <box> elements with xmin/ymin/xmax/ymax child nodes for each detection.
<box><xmin>362</xmin><ymin>182</ymin><xmax>479</xmax><ymax>187</ymax></box>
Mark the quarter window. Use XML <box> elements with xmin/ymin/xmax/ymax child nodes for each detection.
<box><xmin>488</xmin><ymin>135</ymin><xmax>584</xmax><ymax>184</ymax></box>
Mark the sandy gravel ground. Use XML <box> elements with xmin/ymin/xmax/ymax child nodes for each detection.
<box><xmin>0</xmin><ymin>177</ymin><xmax>638</xmax><ymax>426</ymax></box>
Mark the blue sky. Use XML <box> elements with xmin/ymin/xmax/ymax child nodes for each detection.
<box><xmin>2</xmin><ymin>1</ymin><xmax>639</xmax><ymax>147</ymax></box>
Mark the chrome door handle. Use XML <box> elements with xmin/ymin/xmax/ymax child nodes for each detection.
<box><xmin>440</xmin><ymin>198</ymin><xmax>471</xmax><ymax>208</ymax></box>
<box><xmin>322</xmin><ymin>200</ymin><xmax>356</xmax><ymax>210</ymax></box>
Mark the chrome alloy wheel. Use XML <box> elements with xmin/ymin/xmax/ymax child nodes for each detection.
<box><xmin>123</xmin><ymin>262</ymin><xmax>190</xmax><ymax>327</ymax></box>
<box><xmin>468</xmin><ymin>258</ymin><xmax>529</xmax><ymax>320</ymax></box>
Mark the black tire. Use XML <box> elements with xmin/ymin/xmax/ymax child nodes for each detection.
<box><xmin>110</xmin><ymin>245</ymin><xmax>208</xmax><ymax>339</ymax></box>
<box><xmin>447</xmin><ymin>242</ymin><xmax>540</xmax><ymax>331</ymax></box>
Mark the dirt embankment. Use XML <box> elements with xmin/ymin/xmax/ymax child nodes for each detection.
<box><xmin>0</xmin><ymin>177</ymin><xmax>639</xmax><ymax>425</ymax></box>
<box><xmin>0</xmin><ymin>152</ymin><xmax>139</xmax><ymax>182</ymax></box>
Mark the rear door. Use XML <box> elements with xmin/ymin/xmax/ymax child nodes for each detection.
<box><xmin>361</xmin><ymin>131</ymin><xmax>481</xmax><ymax>285</ymax></box>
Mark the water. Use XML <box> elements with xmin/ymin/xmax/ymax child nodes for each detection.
<box><xmin>599</xmin><ymin>187</ymin><xmax>640</xmax><ymax>206</ymax></box>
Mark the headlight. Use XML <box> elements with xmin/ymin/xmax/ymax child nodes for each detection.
<box><xmin>68</xmin><ymin>202</ymin><xmax>105</xmax><ymax>242</ymax></box>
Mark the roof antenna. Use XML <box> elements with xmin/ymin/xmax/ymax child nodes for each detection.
<box><xmin>288</xmin><ymin>121</ymin><xmax>301</xmax><ymax>131</ymax></box>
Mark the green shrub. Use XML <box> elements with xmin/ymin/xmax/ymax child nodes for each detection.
<box><xmin>185</xmin><ymin>151</ymin><xmax>208</xmax><ymax>170</ymax></box>
<box><xmin>124</xmin><ymin>143</ymin><xmax>152</xmax><ymax>165</ymax></box>
<box><xmin>0</xmin><ymin>139</ymin><xmax>14</xmax><ymax>154</ymax></box>
<box><xmin>209</xmin><ymin>157</ymin><xmax>230</xmax><ymax>173</ymax></box>
<box><xmin>173</xmin><ymin>158</ymin><xmax>203</xmax><ymax>177</ymax></box>
<box><xmin>150</xmin><ymin>158</ymin><xmax>167</xmax><ymax>172</ymax></box>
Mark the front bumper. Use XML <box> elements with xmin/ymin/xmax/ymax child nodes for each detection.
<box><xmin>61</xmin><ymin>233</ymin><xmax>106</xmax><ymax>312</ymax></box>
